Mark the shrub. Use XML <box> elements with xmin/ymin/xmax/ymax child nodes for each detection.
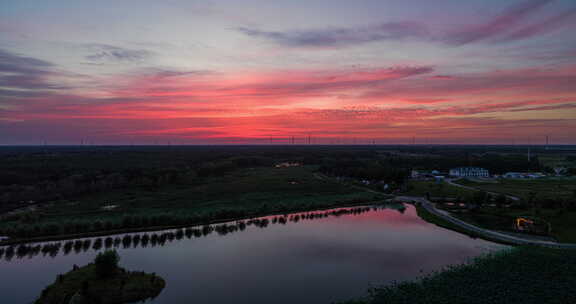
<box><xmin>94</xmin><ymin>250</ymin><xmax>120</xmax><ymax>278</ymax></box>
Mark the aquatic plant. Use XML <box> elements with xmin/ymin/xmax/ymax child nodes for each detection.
<box><xmin>341</xmin><ymin>247</ymin><xmax>576</xmax><ymax>304</ymax></box>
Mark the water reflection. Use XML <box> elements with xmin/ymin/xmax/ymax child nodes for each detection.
<box><xmin>0</xmin><ymin>205</ymin><xmax>402</xmax><ymax>261</ymax></box>
<box><xmin>1</xmin><ymin>203</ymin><xmax>504</xmax><ymax>304</ymax></box>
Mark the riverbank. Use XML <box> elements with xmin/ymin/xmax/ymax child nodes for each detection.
<box><xmin>0</xmin><ymin>166</ymin><xmax>389</xmax><ymax>245</ymax></box>
<box><xmin>340</xmin><ymin>246</ymin><xmax>576</xmax><ymax>304</ymax></box>
<box><xmin>399</xmin><ymin>196</ymin><xmax>576</xmax><ymax>248</ymax></box>
<box><xmin>0</xmin><ymin>198</ymin><xmax>390</xmax><ymax>247</ymax></box>
<box><xmin>449</xmin><ymin>178</ymin><xmax>576</xmax><ymax>242</ymax></box>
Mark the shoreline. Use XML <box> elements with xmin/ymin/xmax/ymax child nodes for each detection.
<box><xmin>396</xmin><ymin>196</ymin><xmax>576</xmax><ymax>249</ymax></box>
<box><xmin>0</xmin><ymin>198</ymin><xmax>394</xmax><ymax>247</ymax></box>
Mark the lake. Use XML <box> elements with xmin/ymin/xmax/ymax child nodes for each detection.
<box><xmin>0</xmin><ymin>204</ymin><xmax>505</xmax><ymax>304</ymax></box>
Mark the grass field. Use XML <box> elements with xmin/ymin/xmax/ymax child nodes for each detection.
<box><xmin>38</xmin><ymin>166</ymin><xmax>367</xmax><ymax>218</ymax></box>
<box><xmin>539</xmin><ymin>155</ymin><xmax>576</xmax><ymax>169</ymax></box>
<box><xmin>454</xmin><ymin>178</ymin><xmax>576</xmax><ymax>201</ymax></box>
<box><xmin>404</xmin><ymin>180</ymin><xmax>476</xmax><ymax>198</ymax></box>
<box><xmin>341</xmin><ymin>247</ymin><xmax>576</xmax><ymax>304</ymax></box>
<box><xmin>0</xmin><ymin>166</ymin><xmax>385</xmax><ymax>242</ymax></box>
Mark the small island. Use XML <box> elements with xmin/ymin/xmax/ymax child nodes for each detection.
<box><xmin>35</xmin><ymin>250</ymin><xmax>165</xmax><ymax>304</ymax></box>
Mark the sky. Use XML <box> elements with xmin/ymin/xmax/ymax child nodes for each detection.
<box><xmin>0</xmin><ymin>0</ymin><xmax>575</xmax><ymax>145</ymax></box>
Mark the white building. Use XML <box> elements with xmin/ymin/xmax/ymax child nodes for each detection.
<box><xmin>449</xmin><ymin>167</ymin><xmax>489</xmax><ymax>178</ymax></box>
<box><xmin>503</xmin><ymin>172</ymin><xmax>545</xmax><ymax>179</ymax></box>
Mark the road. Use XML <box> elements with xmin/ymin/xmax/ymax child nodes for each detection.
<box><xmin>322</xmin><ymin>173</ymin><xmax>576</xmax><ymax>248</ymax></box>
<box><xmin>395</xmin><ymin>196</ymin><xmax>576</xmax><ymax>248</ymax></box>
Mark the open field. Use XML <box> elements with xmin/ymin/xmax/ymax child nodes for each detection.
<box><xmin>539</xmin><ymin>155</ymin><xmax>576</xmax><ymax>169</ymax></box>
<box><xmin>0</xmin><ymin>165</ymin><xmax>384</xmax><ymax>243</ymax></box>
<box><xmin>404</xmin><ymin>180</ymin><xmax>476</xmax><ymax>198</ymax></box>
<box><xmin>454</xmin><ymin>178</ymin><xmax>576</xmax><ymax>201</ymax></box>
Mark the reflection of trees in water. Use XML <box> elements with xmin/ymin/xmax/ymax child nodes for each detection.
<box><xmin>0</xmin><ymin>205</ymin><xmax>401</xmax><ymax>261</ymax></box>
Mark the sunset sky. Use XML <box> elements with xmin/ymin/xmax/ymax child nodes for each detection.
<box><xmin>1</xmin><ymin>0</ymin><xmax>575</xmax><ymax>145</ymax></box>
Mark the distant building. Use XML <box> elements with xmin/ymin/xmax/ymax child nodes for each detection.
<box><xmin>503</xmin><ymin>172</ymin><xmax>545</xmax><ymax>179</ymax></box>
<box><xmin>275</xmin><ymin>162</ymin><xmax>301</xmax><ymax>168</ymax></box>
<box><xmin>503</xmin><ymin>172</ymin><xmax>523</xmax><ymax>179</ymax></box>
<box><xmin>411</xmin><ymin>170</ymin><xmax>447</xmax><ymax>179</ymax></box>
<box><xmin>449</xmin><ymin>167</ymin><xmax>489</xmax><ymax>178</ymax></box>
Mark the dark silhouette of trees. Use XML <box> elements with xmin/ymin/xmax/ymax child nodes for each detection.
<box><xmin>94</xmin><ymin>250</ymin><xmax>120</xmax><ymax>278</ymax></box>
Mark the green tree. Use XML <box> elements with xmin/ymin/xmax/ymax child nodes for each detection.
<box><xmin>94</xmin><ymin>250</ymin><xmax>120</xmax><ymax>278</ymax></box>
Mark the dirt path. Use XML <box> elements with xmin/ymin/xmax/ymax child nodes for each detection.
<box><xmin>445</xmin><ymin>179</ymin><xmax>520</xmax><ymax>201</ymax></box>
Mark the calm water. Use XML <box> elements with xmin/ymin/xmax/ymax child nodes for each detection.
<box><xmin>0</xmin><ymin>204</ymin><xmax>505</xmax><ymax>304</ymax></box>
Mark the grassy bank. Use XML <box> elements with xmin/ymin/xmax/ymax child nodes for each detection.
<box><xmin>414</xmin><ymin>205</ymin><xmax>482</xmax><ymax>240</ymax></box>
<box><xmin>0</xmin><ymin>166</ymin><xmax>387</xmax><ymax>244</ymax></box>
<box><xmin>414</xmin><ymin>204</ymin><xmax>522</xmax><ymax>246</ymax></box>
<box><xmin>341</xmin><ymin>247</ymin><xmax>576</xmax><ymax>304</ymax></box>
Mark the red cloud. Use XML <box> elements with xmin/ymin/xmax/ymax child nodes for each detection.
<box><xmin>2</xmin><ymin>63</ymin><xmax>575</xmax><ymax>144</ymax></box>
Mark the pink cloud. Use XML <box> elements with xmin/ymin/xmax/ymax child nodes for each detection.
<box><xmin>2</xmin><ymin>60</ymin><xmax>576</xmax><ymax>144</ymax></box>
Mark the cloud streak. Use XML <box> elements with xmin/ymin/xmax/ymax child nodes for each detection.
<box><xmin>84</xmin><ymin>44</ymin><xmax>153</xmax><ymax>63</ymax></box>
<box><xmin>239</xmin><ymin>0</ymin><xmax>575</xmax><ymax>48</ymax></box>
<box><xmin>446</xmin><ymin>0</ymin><xmax>553</xmax><ymax>45</ymax></box>
<box><xmin>238</xmin><ymin>21</ymin><xmax>429</xmax><ymax>48</ymax></box>
<box><xmin>0</xmin><ymin>49</ymin><xmax>67</xmax><ymax>98</ymax></box>
<box><xmin>497</xmin><ymin>8</ymin><xmax>576</xmax><ymax>42</ymax></box>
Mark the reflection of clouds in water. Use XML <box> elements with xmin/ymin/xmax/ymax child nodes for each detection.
<box><xmin>0</xmin><ymin>205</ymin><xmax>397</xmax><ymax>261</ymax></box>
<box><xmin>340</xmin><ymin>205</ymin><xmax>424</xmax><ymax>227</ymax></box>
<box><xmin>276</xmin><ymin>233</ymin><xmax>504</xmax><ymax>266</ymax></box>
<box><xmin>0</xmin><ymin>204</ymin><xmax>505</xmax><ymax>263</ymax></box>
<box><xmin>0</xmin><ymin>203</ymin><xmax>506</xmax><ymax>304</ymax></box>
